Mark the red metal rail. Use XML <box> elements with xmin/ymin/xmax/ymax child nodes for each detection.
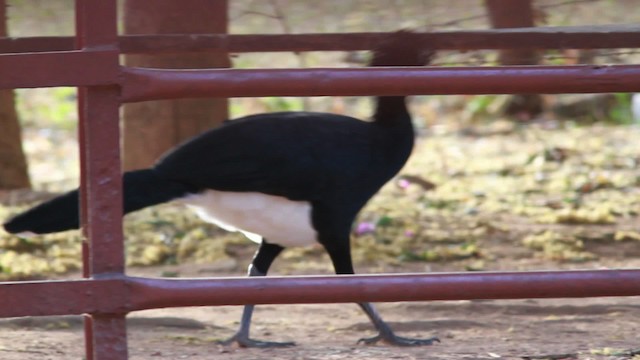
<box><xmin>2</xmin><ymin>270</ymin><xmax>640</xmax><ymax>319</ymax></box>
<box><xmin>4</xmin><ymin>61</ymin><xmax>640</xmax><ymax>95</ymax></box>
<box><xmin>0</xmin><ymin>50</ymin><xmax>118</xmax><ymax>88</ymax></box>
<box><xmin>1</xmin><ymin>1</ymin><xmax>640</xmax><ymax>359</ymax></box>
<box><xmin>2</xmin><ymin>25</ymin><xmax>640</xmax><ymax>54</ymax></box>
<box><xmin>121</xmin><ymin>64</ymin><xmax>640</xmax><ymax>102</ymax></box>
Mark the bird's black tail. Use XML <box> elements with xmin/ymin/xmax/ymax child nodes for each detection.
<box><xmin>3</xmin><ymin>169</ymin><xmax>197</xmax><ymax>235</ymax></box>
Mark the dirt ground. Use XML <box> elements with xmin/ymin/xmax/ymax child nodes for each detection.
<box><xmin>2</xmin><ymin>228</ymin><xmax>640</xmax><ymax>360</ymax></box>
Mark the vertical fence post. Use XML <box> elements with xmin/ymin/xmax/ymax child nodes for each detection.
<box><xmin>75</xmin><ymin>1</ymin><xmax>127</xmax><ymax>359</ymax></box>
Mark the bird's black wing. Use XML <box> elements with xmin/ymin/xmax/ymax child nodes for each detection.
<box><xmin>153</xmin><ymin>111</ymin><xmax>375</xmax><ymax>201</ymax></box>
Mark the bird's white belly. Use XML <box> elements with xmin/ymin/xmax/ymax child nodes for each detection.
<box><xmin>182</xmin><ymin>190</ymin><xmax>317</xmax><ymax>247</ymax></box>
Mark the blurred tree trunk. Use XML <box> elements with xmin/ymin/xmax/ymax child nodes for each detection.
<box><xmin>123</xmin><ymin>0</ymin><xmax>230</xmax><ymax>170</ymax></box>
<box><xmin>0</xmin><ymin>0</ymin><xmax>30</xmax><ymax>189</ymax></box>
<box><xmin>485</xmin><ymin>0</ymin><xmax>543</xmax><ymax>121</ymax></box>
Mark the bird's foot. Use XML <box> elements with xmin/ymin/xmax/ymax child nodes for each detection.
<box><xmin>357</xmin><ymin>331</ymin><xmax>440</xmax><ymax>347</ymax></box>
<box><xmin>217</xmin><ymin>333</ymin><xmax>295</xmax><ymax>348</ymax></box>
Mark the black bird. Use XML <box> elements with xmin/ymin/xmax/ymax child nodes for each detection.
<box><xmin>3</xmin><ymin>31</ymin><xmax>438</xmax><ymax>347</ymax></box>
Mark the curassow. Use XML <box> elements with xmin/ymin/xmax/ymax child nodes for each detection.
<box><xmin>3</xmin><ymin>31</ymin><xmax>438</xmax><ymax>347</ymax></box>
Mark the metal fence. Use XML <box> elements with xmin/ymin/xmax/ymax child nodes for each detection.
<box><xmin>1</xmin><ymin>1</ymin><xmax>640</xmax><ymax>359</ymax></box>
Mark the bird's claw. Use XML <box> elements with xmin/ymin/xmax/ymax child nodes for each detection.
<box><xmin>357</xmin><ymin>332</ymin><xmax>440</xmax><ymax>347</ymax></box>
<box><xmin>217</xmin><ymin>333</ymin><xmax>295</xmax><ymax>348</ymax></box>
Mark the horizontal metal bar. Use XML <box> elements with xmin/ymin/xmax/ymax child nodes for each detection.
<box><xmin>122</xmin><ymin>64</ymin><xmax>640</xmax><ymax>102</ymax></box>
<box><xmin>0</xmin><ymin>36</ymin><xmax>75</xmax><ymax>54</ymax></box>
<box><xmin>0</xmin><ymin>278</ymin><xmax>128</xmax><ymax>318</ymax></box>
<box><xmin>2</xmin><ymin>25</ymin><xmax>640</xmax><ymax>54</ymax></box>
<box><xmin>127</xmin><ymin>270</ymin><xmax>640</xmax><ymax>310</ymax></box>
<box><xmin>0</xmin><ymin>50</ymin><xmax>120</xmax><ymax>89</ymax></box>
<box><xmin>2</xmin><ymin>270</ymin><xmax>640</xmax><ymax>318</ymax></box>
<box><xmin>119</xmin><ymin>26</ymin><xmax>640</xmax><ymax>53</ymax></box>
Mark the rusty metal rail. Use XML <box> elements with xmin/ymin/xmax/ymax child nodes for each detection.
<box><xmin>0</xmin><ymin>50</ymin><xmax>118</xmax><ymax>88</ymax></box>
<box><xmin>2</xmin><ymin>25</ymin><xmax>640</xmax><ymax>54</ymax></box>
<box><xmin>121</xmin><ymin>64</ymin><xmax>640</xmax><ymax>102</ymax></box>
<box><xmin>2</xmin><ymin>1</ymin><xmax>640</xmax><ymax>359</ymax></box>
<box><xmin>4</xmin><ymin>61</ymin><xmax>640</xmax><ymax>95</ymax></box>
<box><xmin>2</xmin><ymin>270</ymin><xmax>640</xmax><ymax>319</ymax></box>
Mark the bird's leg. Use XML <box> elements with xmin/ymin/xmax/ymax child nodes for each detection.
<box><xmin>322</xmin><ymin>236</ymin><xmax>439</xmax><ymax>346</ymax></box>
<box><xmin>356</xmin><ymin>302</ymin><xmax>439</xmax><ymax>346</ymax></box>
<box><xmin>217</xmin><ymin>241</ymin><xmax>294</xmax><ymax>348</ymax></box>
